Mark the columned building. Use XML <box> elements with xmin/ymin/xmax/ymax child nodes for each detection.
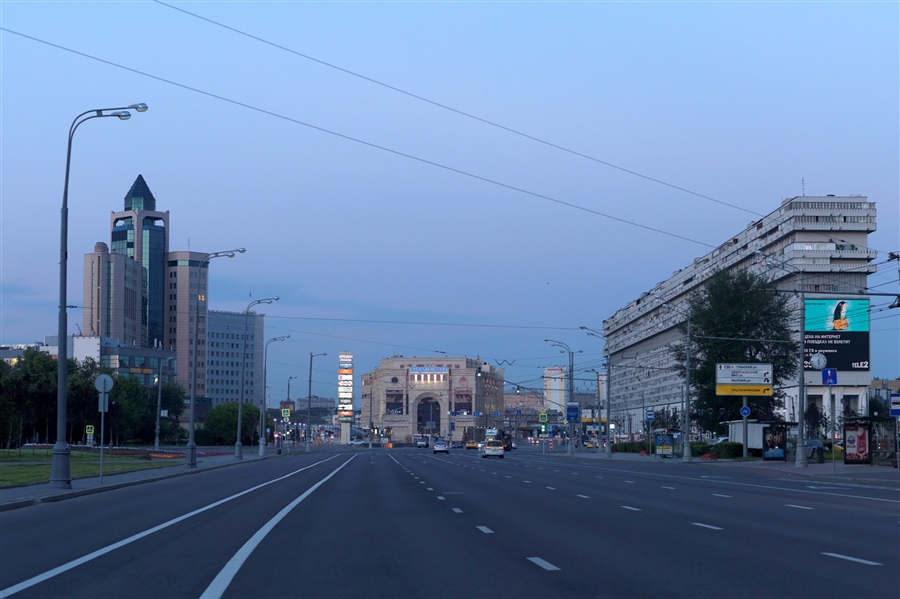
<box><xmin>603</xmin><ymin>195</ymin><xmax>877</xmax><ymax>436</ymax></box>
<box><xmin>361</xmin><ymin>357</ymin><xmax>504</xmax><ymax>444</ymax></box>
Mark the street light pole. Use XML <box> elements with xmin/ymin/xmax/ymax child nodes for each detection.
<box><xmin>760</xmin><ymin>252</ymin><xmax>809</xmax><ymax>468</ymax></box>
<box><xmin>52</xmin><ymin>103</ymin><xmax>148</xmax><ymax>489</ymax></box>
<box><xmin>307</xmin><ymin>352</ymin><xmax>327</xmax><ymax>453</ymax></box>
<box><xmin>155</xmin><ymin>357</ymin><xmax>174</xmax><ymax>451</ymax></box>
<box><xmin>545</xmin><ymin>339</ymin><xmax>581</xmax><ymax>456</ymax></box>
<box><xmin>260</xmin><ymin>335</ymin><xmax>288</xmax><ymax>456</ymax></box>
<box><xmin>236</xmin><ymin>296</ymin><xmax>279</xmax><ymax>459</ymax></box>
<box><xmin>186</xmin><ymin>248</ymin><xmax>245</xmax><ymax>468</ymax></box>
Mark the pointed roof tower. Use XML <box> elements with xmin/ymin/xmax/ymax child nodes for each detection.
<box><xmin>124</xmin><ymin>174</ymin><xmax>156</xmax><ymax>211</ymax></box>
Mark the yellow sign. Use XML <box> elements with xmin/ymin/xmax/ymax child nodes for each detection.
<box><xmin>86</xmin><ymin>425</ymin><xmax>94</xmax><ymax>434</ymax></box>
<box><xmin>716</xmin><ymin>385</ymin><xmax>773</xmax><ymax>396</ymax></box>
<box><xmin>539</xmin><ymin>407</ymin><xmax>546</xmax><ymax>413</ymax></box>
<box><xmin>281</xmin><ymin>409</ymin><xmax>291</xmax><ymax>418</ymax></box>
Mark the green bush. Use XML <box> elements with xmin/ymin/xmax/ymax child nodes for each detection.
<box><xmin>691</xmin><ymin>441</ymin><xmax>711</xmax><ymax>456</ymax></box>
<box><xmin>613</xmin><ymin>441</ymin><xmax>651</xmax><ymax>453</ymax></box>
<box><xmin>711</xmin><ymin>442</ymin><xmax>744</xmax><ymax>459</ymax></box>
<box><xmin>194</xmin><ymin>428</ymin><xmax>217</xmax><ymax>446</ymax></box>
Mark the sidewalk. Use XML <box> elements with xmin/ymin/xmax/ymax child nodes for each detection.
<box><xmin>0</xmin><ymin>449</ymin><xmax>270</xmax><ymax>512</ymax></box>
<box><xmin>538</xmin><ymin>447</ymin><xmax>900</xmax><ymax>488</ymax></box>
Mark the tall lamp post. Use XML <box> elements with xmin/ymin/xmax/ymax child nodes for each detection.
<box><xmin>581</xmin><ymin>326</ymin><xmax>614</xmax><ymax>458</ymax></box>
<box><xmin>545</xmin><ymin>339</ymin><xmax>582</xmax><ymax>456</ymax></box>
<box><xmin>760</xmin><ymin>252</ymin><xmax>809</xmax><ymax>468</ymax></box>
<box><xmin>236</xmin><ymin>296</ymin><xmax>279</xmax><ymax>459</ymax></box>
<box><xmin>307</xmin><ymin>352</ymin><xmax>327</xmax><ymax>452</ymax></box>
<box><xmin>155</xmin><ymin>357</ymin><xmax>175</xmax><ymax>451</ymax></box>
<box><xmin>186</xmin><ymin>248</ymin><xmax>245</xmax><ymax>469</ymax></box>
<box><xmin>260</xmin><ymin>335</ymin><xmax>289</xmax><ymax>456</ymax></box>
<box><xmin>653</xmin><ymin>297</ymin><xmax>694</xmax><ymax>463</ymax></box>
<box><xmin>52</xmin><ymin>103</ymin><xmax>148</xmax><ymax>489</ymax></box>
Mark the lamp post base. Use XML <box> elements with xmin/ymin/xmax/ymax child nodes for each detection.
<box><xmin>258</xmin><ymin>440</ymin><xmax>266</xmax><ymax>457</ymax></box>
<box><xmin>185</xmin><ymin>442</ymin><xmax>198</xmax><ymax>468</ymax></box>
<box><xmin>234</xmin><ymin>441</ymin><xmax>243</xmax><ymax>459</ymax></box>
<box><xmin>49</xmin><ymin>443</ymin><xmax>72</xmax><ymax>489</ymax></box>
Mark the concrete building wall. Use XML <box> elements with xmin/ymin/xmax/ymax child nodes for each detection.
<box><xmin>206</xmin><ymin>309</ymin><xmax>265</xmax><ymax>407</ymax></box>
<box><xmin>603</xmin><ymin>196</ymin><xmax>877</xmax><ymax>436</ymax></box>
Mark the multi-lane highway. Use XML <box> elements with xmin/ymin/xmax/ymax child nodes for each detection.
<box><xmin>1</xmin><ymin>446</ymin><xmax>897</xmax><ymax>598</ymax></box>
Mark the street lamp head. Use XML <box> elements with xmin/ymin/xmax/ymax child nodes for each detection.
<box><xmin>235</xmin><ymin>248</ymin><xmax>246</xmax><ymax>254</ymax></box>
<box><xmin>225</xmin><ymin>253</ymin><xmax>236</xmax><ymax>258</ymax></box>
<box><xmin>129</xmin><ymin>103</ymin><xmax>149</xmax><ymax>112</ymax></box>
<box><xmin>111</xmin><ymin>111</ymin><xmax>131</xmax><ymax>120</ymax></box>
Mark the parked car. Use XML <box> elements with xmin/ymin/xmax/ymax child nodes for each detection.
<box><xmin>481</xmin><ymin>439</ymin><xmax>504</xmax><ymax>459</ymax></box>
<box><xmin>712</xmin><ymin>437</ymin><xmax>729</xmax><ymax>445</ymax></box>
<box><xmin>433</xmin><ymin>441</ymin><xmax>449</xmax><ymax>454</ymax></box>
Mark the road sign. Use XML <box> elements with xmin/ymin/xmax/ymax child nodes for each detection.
<box><xmin>94</xmin><ymin>374</ymin><xmax>114</xmax><ymax>393</ymax></box>
<box><xmin>739</xmin><ymin>406</ymin><xmax>751</xmax><ymax>418</ymax></box>
<box><xmin>86</xmin><ymin>425</ymin><xmax>94</xmax><ymax>434</ymax></box>
<box><xmin>538</xmin><ymin>413</ymin><xmax>548</xmax><ymax>423</ymax></box>
<box><xmin>515</xmin><ymin>410</ymin><xmax>522</xmax><ymax>415</ymax></box>
<box><xmin>566</xmin><ymin>405</ymin><xmax>579</xmax><ymax>422</ymax></box>
<box><xmin>493</xmin><ymin>411</ymin><xmax>499</xmax><ymax>417</ymax></box>
<box><xmin>890</xmin><ymin>393</ymin><xmax>900</xmax><ymax>417</ymax></box>
<box><xmin>646</xmin><ymin>409</ymin><xmax>654</xmax><ymax>422</ymax></box>
<box><xmin>716</xmin><ymin>363</ymin><xmax>773</xmax><ymax>382</ymax></box>
<box><xmin>281</xmin><ymin>408</ymin><xmax>291</xmax><ymax>418</ymax></box>
<box><xmin>716</xmin><ymin>385</ymin><xmax>773</xmax><ymax>396</ymax></box>
<box><xmin>822</xmin><ymin>369</ymin><xmax>838</xmax><ymax>385</ymax></box>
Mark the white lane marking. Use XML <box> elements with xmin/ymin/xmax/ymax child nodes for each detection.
<box><xmin>527</xmin><ymin>557</ymin><xmax>560</xmax><ymax>571</ymax></box>
<box><xmin>477</xmin><ymin>526</ymin><xmax>494</xmax><ymax>534</ymax></box>
<box><xmin>624</xmin><ymin>480</ymin><xmax>635</xmax><ymax>484</ymax></box>
<box><xmin>546</xmin><ymin>487</ymin><xmax>556</xmax><ymax>490</ymax></box>
<box><xmin>452</xmin><ymin>508</ymin><xmax>463</xmax><ymax>514</ymax></box>
<box><xmin>821</xmin><ymin>553</ymin><xmax>882</xmax><ymax>566</ymax></box>
<box><xmin>595</xmin><ymin>476</ymin><xmax>604</xmax><ymax>479</ymax></box>
<box><xmin>621</xmin><ymin>506</ymin><xmax>641</xmax><ymax>511</ymax></box>
<box><xmin>661</xmin><ymin>486</ymin><xmax>676</xmax><ymax>490</ymax></box>
<box><xmin>437</xmin><ymin>496</ymin><xmax>446</xmax><ymax>501</ymax></box>
<box><xmin>692</xmin><ymin>523</ymin><xmax>723</xmax><ymax>530</ymax></box>
<box><xmin>712</xmin><ymin>494</ymin><xmax>732</xmax><ymax>498</ymax></box>
<box><xmin>0</xmin><ymin>456</ymin><xmax>342</xmax><ymax>599</ymax></box>
<box><xmin>426</xmin><ymin>487</ymin><xmax>434</xmax><ymax>491</ymax></box>
<box><xmin>571</xmin><ymin>472</ymin><xmax>579</xmax><ymax>475</ymax></box>
<box><xmin>786</xmin><ymin>504</ymin><xmax>813</xmax><ymax>510</ymax></box>
<box><xmin>419</xmin><ymin>481</ymin><xmax>425</xmax><ymax>484</ymax></box>
<box><xmin>505</xmin><ymin>475</ymin><xmax>512</xmax><ymax>478</ymax></box>
<box><xmin>576</xmin><ymin>495</ymin><xmax>590</xmax><ymax>499</ymax></box>
<box><xmin>523</xmin><ymin>480</ymin><xmax>532</xmax><ymax>483</ymax></box>
<box><xmin>200</xmin><ymin>457</ymin><xmax>355</xmax><ymax>599</ymax></box>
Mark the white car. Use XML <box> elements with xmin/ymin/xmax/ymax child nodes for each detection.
<box><xmin>433</xmin><ymin>441</ymin><xmax>449</xmax><ymax>454</ymax></box>
<box><xmin>481</xmin><ymin>439</ymin><xmax>504</xmax><ymax>459</ymax></box>
<box><xmin>349</xmin><ymin>439</ymin><xmax>364</xmax><ymax>446</ymax></box>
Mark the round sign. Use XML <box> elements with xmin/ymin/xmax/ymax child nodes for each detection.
<box><xmin>94</xmin><ymin>374</ymin><xmax>114</xmax><ymax>393</ymax></box>
<box><xmin>740</xmin><ymin>406</ymin><xmax>751</xmax><ymax>418</ymax></box>
<box><xmin>810</xmin><ymin>353</ymin><xmax>827</xmax><ymax>369</ymax></box>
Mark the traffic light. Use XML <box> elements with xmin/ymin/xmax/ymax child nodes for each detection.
<box><xmin>541</xmin><ymin>424</ymin><xmax>546</xmax><ymax>433</ymax></box>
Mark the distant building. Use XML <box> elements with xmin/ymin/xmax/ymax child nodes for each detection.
<box><xmin>361</xmin><ymin>356</ymin><xmax>503</xmax><ymax>444</ymax></box>
<box><xmin>205</xmin><ymin>309</ymin><xmax>265</xmax><ymax>407</ymax></box>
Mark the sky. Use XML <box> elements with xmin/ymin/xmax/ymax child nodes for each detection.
<box><xmin>1</xmin><ymin>1</ymin><xmax>898</xmax><ymax>405</ymax></box>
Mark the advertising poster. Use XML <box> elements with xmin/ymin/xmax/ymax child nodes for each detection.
<box><xmin>804</xmin><ymin>299</ymin><xmax>870</xmax><ymax>371</ymax></box>
<box><xmin>843</xmin><ymin>423</ymin><xmax>870</xmax><ymax>464</ymax></box>
<box><xmin>655</xmin><ymin>433</ymin><xmax>674</xmax><ymax>456</ymax></box>
<box><xmin>762</xmin><ymin>425</ymin><xmax>787</xmax><ymax>461</ymax></box>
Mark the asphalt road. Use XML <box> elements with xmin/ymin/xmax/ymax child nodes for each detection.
<box><xmin>1</xmin><ymin>446</ymin><xmax>897</xmax><ymax>599</ymax></box>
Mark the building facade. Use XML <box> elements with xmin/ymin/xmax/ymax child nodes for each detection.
<box><xmin>83</xmin><ymin>242</ymin><xmax>145</xmax><ymax>346</ymax></box>
<box><xmin>361</xmin><ymin>357</ymin><xmax>504</xmax><ymax>444</ymax></box>
<box><xmin>603</xmin><ymin>195</ymin><xmax>877</xmax><ymax>436</ymax></box>
<box><xmin>205</xmin><ymin>309</ymin><xmax>265</xmax><ymax>407</ymax></box>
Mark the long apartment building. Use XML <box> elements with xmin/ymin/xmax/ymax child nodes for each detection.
<box><xmin>603</xmin><ymin>195</ymin><xmax>877</xmax><ymax>434</ymax></box>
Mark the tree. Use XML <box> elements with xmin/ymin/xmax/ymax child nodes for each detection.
<box><xmin>201</xmin><ymin>402</ymin><xmax>260</xmax><ymax>445</ymax></box>
<box><xmin>672</xmin><ymin>269</ymin><xmax>799</xmax><ymax>436</ymax></box>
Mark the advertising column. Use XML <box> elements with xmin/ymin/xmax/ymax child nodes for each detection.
<box><xmin>338</xmin><ymin>352</ymin><xmax>354</xmax><ymax>444</ymax></box>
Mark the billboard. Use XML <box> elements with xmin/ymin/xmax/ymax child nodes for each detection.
<box><xmin>337</xmin><ymin>351</ymin><xmax>354</xmax><ymax>422</ymax></box>
<box><xmin>803</xmin><ymin>299</ymin><xmax>869</xmax><ymax>371</ymax></box>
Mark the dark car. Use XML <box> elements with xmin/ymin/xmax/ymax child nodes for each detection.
<box><xmin>451</xmin><ymin>442</ymin><xmax>464</xmax><ymax>449</ymax></box>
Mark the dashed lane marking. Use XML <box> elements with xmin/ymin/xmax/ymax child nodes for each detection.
<box><xmin>661</xmin><ymin>486</ymin><xmax>676</xmax><ymax>490</ymax></box>
<box><xmin>527</xmin><ymin>557</ymin><xmax>560</xmax><ymax>571</ymax></box>
<box><xmin>576</xmin><ymin>495</ymin><xmax>590</xmax><ymax>499</ymax></box>
<box><xmin>546</xmin><ymin>487</ymin><xmax>556</xmax><ymax>490</ymax></box>
<box><xmin>786</xmin><ymin>504</ymin><xmax>813</xmax><ymax>510</ymax></box>
<box><xmin>477</xmin><ymin>526</ymin><xmax>494</xmax><ymax>534</ymax></box>
<box><xmin>437</xmin><ymin>496</ymin><xmax>445</xmax><ymax>501</ymax></box>
<box><xmin>452</xmin><ymin>508</ymin><xmax>463</xmax><ymax>514</ymax></box>
<box><xmin>712</xmin><ymin>494</ymin><xmax>731</xmax><ymax>498</ymax></box>
<box><xmin>692</xmin><ymin>523</ymin><xmax>723</xmax><ymax>530</ymax></box>
<box><xmin>821</xmin><ymin>553</ymin><xmax>881</xmax><ymax>566</ymax></box>
<box><xmin>621</xmin><ymin>506</ymin><xmax>641</xmax><ymax>511</ymax></box>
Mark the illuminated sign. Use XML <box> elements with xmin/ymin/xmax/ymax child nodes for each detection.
<box><xmin>338</xmin><ymin>374</ymin><xmax>353</xmax><ymax>381</ymax></box>
<box><xmin>409</xmin><ymin>367</ymin><xmax>448</xmax><ymax>373</ymax></box>
<box><xmin>339</xmin><ymin>369</ymin><xmax>353</xmax><ymax>375</ymax></box>
<box><xmin>803</xmin><ymin>299</ymin><xmax>870</xmax><ymax>371</ymax></box>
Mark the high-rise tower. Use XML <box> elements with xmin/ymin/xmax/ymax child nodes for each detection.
<box><xmin>110</xmin><ymin>175</ymin><xmax>169</xmax><ymax>348</ymax></box>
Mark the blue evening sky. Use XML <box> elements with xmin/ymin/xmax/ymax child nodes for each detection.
<box><xmin>1</xmin><ymin>1</ymin><xmax>897</xmax><ymax>402</ymax></box>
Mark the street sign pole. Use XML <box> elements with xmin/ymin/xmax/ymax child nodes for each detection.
<box><xmin>742</xmin><ymin>397</ymin><xmax>749</xmax><ymax>458</ymax></box>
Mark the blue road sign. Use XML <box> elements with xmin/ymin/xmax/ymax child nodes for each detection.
<box><xmin>889</xmin><ymin>393</ymin><xmax>900</xmax><ymax>417</ymax></box>
<box><xmin>740</xmin><ymin>406</ymin><xmax>751</xmax><ymax>418</ymax></box>
<box><xmin>451</xmin><ymin>412</ymin><xmax>456</xmax><ymax>417</ymax></box>
<box><xmin>822</xmin><ymin>369</ymin><xmax>838</xmax><ymax>386</ymax></box>
<box><xmin>515</xmin><ymin>409</ymin><xmax>522</xmax><ymax>415</ymax></box>
<box><xmin>494</xmin><ymin>411</ymin><xmax>499</xmax><ymax>417</ymax></box>
<box><xmin>567</xmin><ymin>405</ymin><xmax>579</xmax><ymax>422</ymax></box>
<box><xmin>473</xmin><ymin>412</ymin><xmax>479</xmax><ymax>417</ymax></box>
<box><xmin>646</xmin><ymin>409</ymin><xmax>654</xmax><ymax>422</ymax></box>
